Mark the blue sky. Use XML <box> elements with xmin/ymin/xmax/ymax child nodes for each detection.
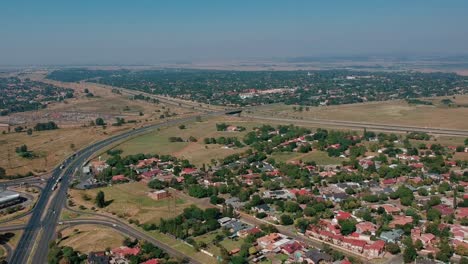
<box><xmin>1</xmin><ymin>0</ymin><xmax>467</xmax><ymax>65</ymax></box>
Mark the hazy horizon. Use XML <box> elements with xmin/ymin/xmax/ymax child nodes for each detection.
<box><xmin>1</xmin><ymin>1</ymin><xmax>468</xmax><ymax>66</ymax></box>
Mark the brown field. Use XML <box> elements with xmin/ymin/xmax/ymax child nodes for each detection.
<box><xmin>0</xmin><ymin>124</ymin><xmax>138</xmax><ymax>176</ymax></box>
<box><xmin>58</xmin><ymin>224</ymin><xmax>124</xmax><ymax>253</ymax></box>
<box><xmin>68</xmin><ymin>182</ymin><xmax>193</xmax><ymax>224</ymax></box>
<box><xmin>0</xmin><ymin>71</ymin><xmax>201</xmax><ymax>176</ymax></box>
<box><xmin>252</xmin><ymin>96</ymin><xmax>468</xmax><ymax>130</ymax></box>
<box><xmin>105</xmin><ymin>116</ymin><xmax>258</xmax><ymax>166</ymax></box>
<box><xmin>454</xmin><ymin>152</ymin><xmax>468</xmax><ymax>161</ymax></box>
<box><xmin>1</xmin><ymin>71</ymin><xmax>191</xmax><ymax>128</ymax></box>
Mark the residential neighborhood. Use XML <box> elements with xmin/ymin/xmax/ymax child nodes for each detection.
<box><xmin>63</xmin><ymin>123</ymin><xmax>468</xmax><ymax>264</ymax></box>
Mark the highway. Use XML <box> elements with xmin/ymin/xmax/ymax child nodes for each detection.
<box><xmin>8</xmin><ymin>110</ymin><xmax>230</xmax><ymax>264</ymax></box>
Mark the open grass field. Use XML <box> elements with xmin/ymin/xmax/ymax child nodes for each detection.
<box><xmin>68</xmin><ymin>182</ymin><xmax>192</xmax><ymax>224</ymax></box>
<box><xmin>58</xmin><ymin>224</ymin><xmax>125</xmax><ymax>253</ymax></box>
<box><xmin>252</xmin><ymin>95</ymin><xmax>468</xmax><ymax>130</ymax></box>
<box><xmin>105</xmin><ymin>116</ymin><xmax>258</xmax><ymax>166</ymax></box>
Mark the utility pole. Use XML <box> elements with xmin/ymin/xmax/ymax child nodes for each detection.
<box><xmin>7</xmin><ymin>147</ymin><xmax>11</xmax><ymax>169</ymax></box>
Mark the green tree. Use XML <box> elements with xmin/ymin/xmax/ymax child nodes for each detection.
<box><xmin>95</xmin><ymin>117</ymin><xmax>105</xmax><ymax>126</ymax></box>
<box><xmin>0</xmin><ymin>167</ymin><xmax>6</xmax><ymax>178</ymax></box>
<box><xmin>403</xmin><ymin>239</ymin><xmax>417</xmax><ymax>263</ymax></box>
<box><xmin>95</xmin><ymin>191</ymin><xmax>106</xmax><ymax>208</ymax></box>
<box><xmin>280</xmin><ymin>214</ymin><xmax>293</xmax><ymax>225</ymax></box>
<box><xmin>339</xmin><ymin>219</ymin><xmax>357</xmax><ymax>236</ymax></box>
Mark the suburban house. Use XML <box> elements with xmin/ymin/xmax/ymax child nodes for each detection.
<box><xmin>380</xmin><ymin>229</ymin><xmax>404</xmax><ymax>243</ymax></box>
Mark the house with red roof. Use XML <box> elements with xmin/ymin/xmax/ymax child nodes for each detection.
<box><xmin>238</xmin><ymin>226</ymin><xmax>262</xmax><ymax>238</ymax></box>
<box><xmin>319</xmin><ymin>171</ymin><xmax>336</xmax><ymax>177</ymax></box>
<box><xmin>111</xmin><ymin>246</ymin><xmax>140</xmax><ymax>258</ymax></box>
<box><xmin>457</xmin><ymin>207</ymin><xmax>468</xmax><ymax>219</ymax></box>
<box><xmin>281</xmin><ymin>241</ymin><xmax>305</xmax><ymax>255</ymax></box>
<box><xmin>141</xmin><ymin>259</ymin><xmax>160</xmax><ymax>264</ymax></box>
<box><xmin>111</xmin><ymin>175</ymin><xmax>129</xmax><ymax>182</ymax></box>
<box><xmin>290</xmin><ymin>188</ymin><xmax>312</xmax><ymax>197</ymax></box>
<box><xmin>376</xmin><ymin>204</ymin><xmax>401</xmax><ymax>215</ymax></box>
<box><xmin>382</xmin><ymin>178</ymin><xmax>397</xmax><ymax>185</ymax></box>
<box><xmin>410</xmin><ymin>163</ymin><xmax>425</xmax><ymax>169</ymax></box>
<box><xmin>328</xmin><ymin>144</ymin><xmax>341</xmax><ymax>150</ymax></box>
<box><xmin>445</xmin><ymin>160</ymin><xmax>457</xmax><ymax>167</ymax></box>
<box><xmin>140</xmin><ymin>169</ymin><xmax>161</xmax><ymax>182</ymax></box>
<box><xmin>306</xmin><ymin>223</ymin><xmax>385</xmax><ymax>258</ymax></box>
<box><xmin>411</xmin><ymin>228</ymin><xmax>435</xmax><ymax>248</ymax></box>
<box><xmin>356</xmin><ymin>222</ymin><xmax>377</xmax><ymax>235</ymax></box>
<box><xmin>433</xmin><ymin>204</ymin><xmax>454</xmax><ymax>215</ymax></box>
<box><xmin>363</xmin><ymin>240</ymin><xmax>386</xmax><ymax>258</ymax></box>
<box><xmin>389</xmin><ymin>215</ymin><xmax>413</xmax><ymax>228</ymax></box>
<box><xmin>359</xmin><ymin>159</ymin><xmax>374</xmax><ymax>169</ymax></box>
<box><xmin>181</xmin><ymin>167</ymin><xmax>198</xmax><ymax>175</ymax></box>
<box><xmin>335</xmin><ymin>211</ymin><xmax>352</xmax><ymax>221</ymax></box>
<box><xmin>341</xmin><ymin>237</ymin><xmax>367</xmax><ymax>252</ymax></box>
<box><xmin>256</xmin><ymin>233</ymin><xmax>291</xmax><ymax>252</ymax></box>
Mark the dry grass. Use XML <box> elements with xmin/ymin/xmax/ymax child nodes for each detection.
<box><xmin>454</xmin><ymin>152</ymin><xmax>468</xmax><ymax>161</ymax></box>
<box><xmin>0</xmin><ymin>125</ymin><xmax>134</xmax><ymax>176</ymax></box>
<box><xmin>68</xmin><ymin>182</ymin><xmax>193</xmax><ymax>224</ymax></box>
<box><xmin>253</xmin><ymin>96</ymin><xmax>468</xmax><ymax>130</ymax></box>
<box><xmin>107</xmin><ymin>116</ymin><xmax>257</xmax><ymax>166</ymax></box>
<box><xmin>0</xmin><ymin>71</ymin><xmax>201</xmax><ymax>176</ymax></box>
<box><xmin>58</xmin><ymin>224</ymin><xmax>124</xmax><ymax>253</ymax></box>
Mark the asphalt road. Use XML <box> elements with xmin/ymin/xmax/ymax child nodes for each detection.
<box><xmin>9</xmin><ymin>110</ymin><xmax>231</xmax><ymax>264</ymax></box>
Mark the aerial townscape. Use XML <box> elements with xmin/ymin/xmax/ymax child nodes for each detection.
<box><xmin>1</xmin><ymin>1</ymin><xmax>468</xmax><ymax>264</ymax></box>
